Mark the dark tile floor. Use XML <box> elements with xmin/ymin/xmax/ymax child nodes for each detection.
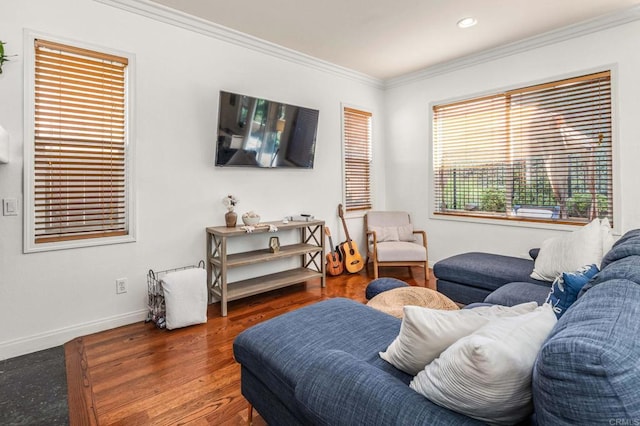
<box><xmin>0</xmin><ymin>346</ymin><xmax>68</xmax><ymax>425</ymax></box>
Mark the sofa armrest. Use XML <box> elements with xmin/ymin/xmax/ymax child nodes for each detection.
<box><xmin>294</xmin><ymin>350</ymin><xmax>482</xmax><ymax>426</ymax></box>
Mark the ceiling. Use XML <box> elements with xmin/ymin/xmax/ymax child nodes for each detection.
<box><xmin>149</xmin><ymin>0</ymin><xmax>640</xmax><ymax>80</ymax></box>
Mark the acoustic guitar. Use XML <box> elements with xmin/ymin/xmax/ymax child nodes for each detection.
<box><xmin>324</xmin><ymin>227</ymin><xmax>344</xmax><ymax>276</ymax></box>
<box><xmin>337</xmin><ymin>204</ymin><xmax>364</xmax><ymax>273</ymax></box>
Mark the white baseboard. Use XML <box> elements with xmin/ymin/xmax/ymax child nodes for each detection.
<box><xmin>0</xmin><ymin>309</ymin><xmax>148</xmax><ymax>360</ymax></box>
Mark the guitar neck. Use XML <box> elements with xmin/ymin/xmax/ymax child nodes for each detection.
<box><xmin>338</xmin><ymin>204</ymin><xmax>355</xmax><ymax>250</ymax></box>
<box><xmin>340</xmin><ymin>217</ymin><xmax>352</xmax><ymax>244</ymax></box>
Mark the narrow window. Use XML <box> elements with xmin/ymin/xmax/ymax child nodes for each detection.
<box><xmin>25</xmin><ymin>37</ymin><xmax>134</xmax><ymax>251</ymax></box>
<box><xmin>433</xmin><ymin>71</ymin><xmax>612</xmax><ymax>225</ymax></box>
<box><xmin>343</xmin><ymin>107</ymin><xmax>372</xmax><ymax>211</ymax></box>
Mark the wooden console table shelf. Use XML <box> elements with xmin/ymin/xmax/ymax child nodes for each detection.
<box><xmin>206</xmin><ymin>220</ymin><xmax>325</xmax><ymax>316</ymax></box>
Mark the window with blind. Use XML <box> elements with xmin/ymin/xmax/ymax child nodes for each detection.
<box><xmin>25</xmin><ymin>36</ymin><xmax>134</xmax><ymax>251</ymax></box>
<box><xmin>343</xmin><ymin>107</ymin><xmax>372</xmax><ymax>211</ymax></box>
<box><xmin>432</xmin><ymin>71</ymin><xmax>612</xmax><ymax>226</ymax></box>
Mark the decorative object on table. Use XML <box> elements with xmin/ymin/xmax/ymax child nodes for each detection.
<box><xmin>222</xmin><ymin>194</ymin><xmax>238</xmax><ymax>227</ymax></box>
<box><xmin>241</xmin><ymin>224</ymin><xmax>278</xmax><ymax>233</ymax></box>
<box><xmin>269</xmin><ymin>236</ymin><xmax>280</xmax><ymax>253</ymax></box>
<box><xmin>0</xmin><ymin>40</ymin><xmax>15</xmax><ymax>74</ymax></box>
<box><xmin>242</xmin><ymin>210</ymin><xmax>260</xmax><ymax>226</ymax></box>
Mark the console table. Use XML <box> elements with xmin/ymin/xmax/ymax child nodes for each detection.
<box><xmin>206</xmin><ymin>219</ymin><xmax>325</xmax><ymax>316</ymax></box>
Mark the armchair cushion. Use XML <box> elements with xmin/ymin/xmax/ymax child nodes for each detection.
<box><xmin>376</xmin><ymin>241</ymin><xmax>427</xmax><ymax>262</ymax></box>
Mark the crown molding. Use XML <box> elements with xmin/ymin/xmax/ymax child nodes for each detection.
<box><xmin>93</xmin><ymin>0</ymin><xmax>385</xmax><ymax>89</ymax></box>
<box><xmin>385</xmin><ymin>5</ymin><xmax>640</xmax><ymax>89</ymax></box>
<box><xmin>94</xmin><ymin>1</ymin><xmax>640</xmax><ymax>91</ymax></box>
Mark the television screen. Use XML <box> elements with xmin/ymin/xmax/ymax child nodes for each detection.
<box><xmin>215</xmin><ymin>91</ymin><xmax>319</xmax><ymax>168</ymax></box>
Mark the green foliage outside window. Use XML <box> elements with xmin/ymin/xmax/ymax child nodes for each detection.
<box><xmin>480</xmin><ymin>187</ymin><xmax>506</xmax><ymax>212</ymax></box>
<box><xmin>566</xmin><ymin>193</ymin><xmax>609</xmax><ymax>218</ymax></box>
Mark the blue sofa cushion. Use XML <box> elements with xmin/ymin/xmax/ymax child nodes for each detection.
<box><xmin>580</xmin><ymin>230</ymin><xmax>640</xmax><ymax>296</ymax></box>
<box><xmin>529</xmin><ymin>248</ymin><xmax>540</xmax><ymax>260</ymax></box>
<box><xmin>533</xmin><ymin>279</ymin><xmax>640</xmax><ymax>424</ymax></box>
<box><xmin>295</xmin><ymin>349</ymin><xmax>484</xmax><ymax>426</ymax></box>
<box><xmin>434</xmin><ymin>252</ymin><xmax>548</xmax><ymax>292</ymax></box>
<box><xmin>484</xmin><ymin>281</ymin><xmax>549</xmax><ymax>306</ymax></box>
<box><xmin>233</xmin><ymin>298</ymin><xmax>410</xmax><ymax>415</ymax></box>
<box><xmin>600</xmin><ymin>229</ymin><xmax>640</xmax><ymax>270</ymax></box>
<box><xmin>545</xmin><ymin>264</ymin><xmax>599</xmax><ymax>318</ymax></box>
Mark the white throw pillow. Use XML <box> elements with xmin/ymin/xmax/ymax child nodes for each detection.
<box><xmin>530</xmin><ymin>218</ymin><xmax>604</xmax><ymax>281</ymax></box>
<box><xmin>370</xmin><ymin>226</ymin><xmax>400</xmax><ymax>242</ymax></box>
<box><xmin>379</xmin><ymin>302</ymin><xmax>537</xmax><ymax>375</ymax></box>
<box><xmin>397</xmin><ymin>224</ymin><xmax>416</xmax><ymax>242</ymax></box>
<box><xmin>410</xmin><ymin>304</ymin><xmax>557</xmax><ymax>425</ymax></box>
<box><xmin>162</xmin><ymin>268</ymin><xmax>208</xmax><ymax>330</ymax></box>
<box><xmin>600</xmin><ymin>217</ymin><xmax>615</xmax><ymax>259</ymax></box>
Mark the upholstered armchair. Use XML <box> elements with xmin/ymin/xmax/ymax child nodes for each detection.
<box><xmin>364</xmin><ymin>211</ymin><xmax>428</xmax><ymax>280</ymax></box>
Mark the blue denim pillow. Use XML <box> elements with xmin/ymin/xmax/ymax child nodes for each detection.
<box><xmin>546</xmin><ymin>264</ymin><xmax>599</xmax><ymax>318</ymax></box>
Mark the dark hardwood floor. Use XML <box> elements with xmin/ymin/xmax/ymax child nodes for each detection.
<box><xmin>65</xmin><ymin>266</ymin><xmax>435</xmax><ymax>425</ymax></box>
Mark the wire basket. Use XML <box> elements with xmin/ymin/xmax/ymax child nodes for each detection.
<box><xmin>146</xmin><ymin>260</ymin><xmax>205</xmax><ymax>329</ymax></box>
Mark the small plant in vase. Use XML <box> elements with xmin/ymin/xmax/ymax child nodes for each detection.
<box><xmin>222</xmin><ymin>194</ymin><xmax>239</xmax><ymax>227</ymax></box>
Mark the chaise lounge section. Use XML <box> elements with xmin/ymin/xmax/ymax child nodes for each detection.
<box><xmin>433</xmin><ymin>251</ymin><xmax>550</xmax><ymax>305</ymax></box>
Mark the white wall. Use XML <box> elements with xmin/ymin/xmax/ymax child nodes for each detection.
<box><xmin>3</xmin><ymin>1</ymin><xmax>638</xmax><ymax>360</ymax></box>
<box><xmin>0</xmin><ymin>0</ymin><xmax>385</xmax><ymax>359</ymax></box>
<box><xmin>384</xmin><ymin>19</ymin><xmax>640</xmax><ymax>264</ymax></box>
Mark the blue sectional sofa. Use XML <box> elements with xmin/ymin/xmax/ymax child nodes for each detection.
<box><xmin>233</xmin><ymin>230</ymin><xmax>640</xmax><ymax>425</ymax></box>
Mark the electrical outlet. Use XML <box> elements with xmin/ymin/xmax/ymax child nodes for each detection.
<box><xmin>116</xmin><ymin>278</ymin><xmax>127</xmax><ymax>294</ymax></box>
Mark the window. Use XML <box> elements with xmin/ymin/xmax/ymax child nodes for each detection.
<box><xmin>24</xmin><ymin>36</ymin><xmax>134</xmax><ymax>252</ymax></box>
<box><xmin>432</xmin><ymin>71</ymin><xmax>612</xmax><ymax>226</ymax></box>
<box><xmin>343</xmin><ymin>106</ymin><xmax>372</xmax><ymax>212</ymax></box>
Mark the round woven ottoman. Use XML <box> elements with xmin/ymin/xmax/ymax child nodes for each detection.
<box><xmin>367</xmin><ymin>287</ymin><xmax>459</xmax><ymax>318</ymax></box>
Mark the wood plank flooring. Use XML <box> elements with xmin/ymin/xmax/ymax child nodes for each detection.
<box><xmin>65</xmin><ymin>266</ymin><xmax>435</xmax><ymax>425</ymax></box>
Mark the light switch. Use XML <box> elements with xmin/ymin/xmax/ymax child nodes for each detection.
<box><xmin>3</xmin><ymin>198</ymin><xmax>18</xmax><ymax>216</ymax></box>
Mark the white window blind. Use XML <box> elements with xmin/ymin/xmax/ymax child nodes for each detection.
<box><xmin>343</xmin><ymin>107</ymin><xmax>372</xmax><ymax>211</ymax></box>
<box><xmin>32</xmin><ymin>38</ymin><xmax>129</xmax><ymax>244</ymax></box>
<box><xmin>433</xmin><ymin>71</ymin><xmax>612</xmax><ymax>225</ymax></box>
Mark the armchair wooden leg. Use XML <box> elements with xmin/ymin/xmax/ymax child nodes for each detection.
<box><xmin>247</xmin><ymin>403</ymin><xmax>253</xmax><ymax>426</ymax></box>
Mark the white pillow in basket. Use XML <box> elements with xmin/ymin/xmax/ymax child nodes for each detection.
<box><xmin>162</xmin><ymin>268</ymin><xmax>208</xmax><ymax>330</ymax></box>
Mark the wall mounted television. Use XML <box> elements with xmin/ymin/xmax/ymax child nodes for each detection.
<box><xmin>215</xmin><ymin>91</ymin><xmax>319</xmax><ymax>168</ymax></box>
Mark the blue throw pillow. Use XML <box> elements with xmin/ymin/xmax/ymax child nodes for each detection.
<box><xmin>545</xmin><ymin>264</ymin><xmax>599</xmax><ymax>318</ymax></box>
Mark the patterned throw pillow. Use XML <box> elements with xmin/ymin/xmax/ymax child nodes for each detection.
<box><xmin>546</xmin><ymin>264</ymin><xmax>599</xmax><ymax>318</ymax></box>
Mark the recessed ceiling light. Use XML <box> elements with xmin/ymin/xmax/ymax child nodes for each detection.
<box><xmin>457</xmin><ymin>17</ymin><xmax>477</xmax><ymax>28</ymax></box>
